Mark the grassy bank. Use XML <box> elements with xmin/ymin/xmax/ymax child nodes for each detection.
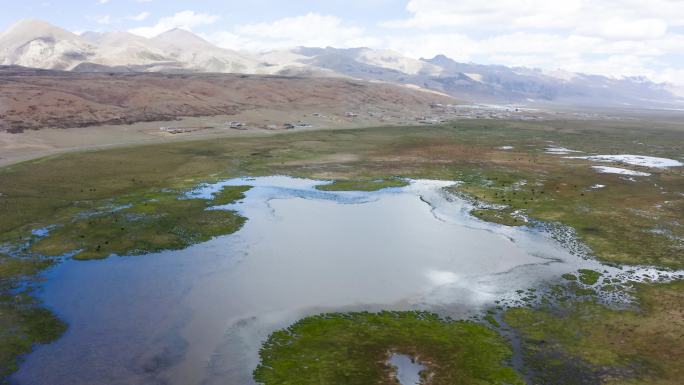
<box><xmin>316</xmin><ymin>178</ymin><xmax>409</xmax><ymax>192</ymax></box>
<box><xmin>254</xmin><ymin>311</ymin><xmax>523</xmax><ymax>385</ymax></box>
<box><xmin>0</xmin><ymin>254</ymin><xmax>66</xmax><ymax>379</ymax></box>
<box><xmin>30</xmin><ymin>186</ymin><xmax>250</xmax><ymax>260</ymax></box>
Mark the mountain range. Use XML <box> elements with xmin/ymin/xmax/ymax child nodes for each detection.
<box><xmin>1</xmin><ymin>19</ymin><xmax>682</xmax><ymax>109</ymax></box>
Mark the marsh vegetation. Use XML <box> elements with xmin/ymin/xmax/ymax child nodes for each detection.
<box><xmin>254</xmin><ymin>312</ymin><xmax>523</xmax><ymax>385</ymax></box>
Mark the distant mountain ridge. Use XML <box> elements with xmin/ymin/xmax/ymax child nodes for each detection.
<box><xmin>1</xmin><ymin>19</ymin><xmax>682</xmax><ymax>108</ymax></box>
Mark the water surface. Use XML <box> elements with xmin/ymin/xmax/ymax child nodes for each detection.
<box><xmin>11</xmin><ymin>176</ymin><xmax>630</xmax><ymax>385</ymax></box>
<box><xmin>389</xmin><ymin>354</ymin><xmax>425</xmax><ymax>385</ymax></box>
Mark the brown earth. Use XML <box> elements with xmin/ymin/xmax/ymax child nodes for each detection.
<box><xmin>0</xmin><ymin>66</ymin><xmax>455</xmax><ymax>133</ymax></box>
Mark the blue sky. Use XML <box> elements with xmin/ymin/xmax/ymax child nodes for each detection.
<box><xmin>2</xmin><ymin>0</ymin><xmax>684</xmax><ymax>85</ymax></box>
<box><xmin>0</xmin><ymin>1</ymin><xmax>408</xmax><ymax>32</ymax></box>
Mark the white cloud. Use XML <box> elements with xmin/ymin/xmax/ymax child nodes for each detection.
<box><xmin>129</xmin><ymin>10</ymin><xmax>220</xmax><ymax>38</ymax></box>
<box><xmin>578</xmin><ymin>18</ymin><xmax>668</xmax><ymax>40</ymax></box>
<box><xmin>82</xmin><ymin>4</ymin><xmax>684</xmax><ymax>86</ymax></box>
<box><xmin>127</xmin><ymin>12</ymin><xmax>150</xmax><ymax>22</ymax></box>
<box><xmin>382</xmin><ymin>0</ymin><xmax>583</xmax><ymax>30</ymax></box>
<box><xmin>376</xmin><ymin>0</ymin><xmax>684</xmax><ymax>85</ymax></box>
<box><xmin>98</xmin><ymin>0</ymin><xmax>109</xmax><ymax>4</ymax></box>
<box><xmin>379</xmin><ymin>29</ymin><xmax>684</xmax><ymax>85</ymax></box>
<box><xmin>210</xmin><ymin>12</ymin><xmax>378</xmax><ymax>51</ymax></box>
<box><xmin>385</xmin><ymin>0</ymin><xmax>684</xmax><ymax>35</ymax></box>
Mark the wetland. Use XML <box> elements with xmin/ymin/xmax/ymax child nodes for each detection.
<box><xmin>8</xmin><ymin>176</ymin><xmax>610</xmax><ymax>384</ymax></box>
<box><xmin>1</xmin><ymin>119</ymin><xmax>683</xmax><ymax>384</ymax></box>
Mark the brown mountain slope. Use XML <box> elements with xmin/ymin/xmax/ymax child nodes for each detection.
<box><xmin>0</xmin><ymin>66</ymin><xmax>455</xmax><ymax>132</ymax></box>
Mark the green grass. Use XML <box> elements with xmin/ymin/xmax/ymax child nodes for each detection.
<box><xmin>212</xmin><ymin>185</ymin><xmax>251</xmax><ymax>205</ymax></box>
<box><xmin>0</xmin><ymin>305</ymin><xmax>66</xmax><ymax>379</ymax></box>
<box><xmin>0</xmin><ymin>254</ymin><xmax>66</xmax><ymax>380</ymax></box>
<box><xmin>484</xmin><ymin>313</ymin><xmax>501</xmax><ymax>328</ymax></box>
<box><xmin>315</xmin><ymin>178</ymin><xmax>409</xmax><ymax>192</ymax></box>
<box><xmin>577</xmin><ymin>269</ymin><xmax>603</xmax><ymax>285</ymax></box>
<box><xmin>454</xmin><ymin>164</ymin><xmax>684</xmax><ymax>268</ymax></box>
<box><xmin>29</xmin><ymin>188</ymin><xmax>248</xmax><ymax>260</ymax></box>
<box><xmin>253</xmin><ymin>311</ymin><xmax>524</xmax><ymax>385</ymax></box>
<box><xmin>0</xmin><ymin>255</ymin><xmax>53</xmax><ymax>280</ymax></box>
<box><xmin>1</xmin><ymin>121</ymin><xmax>682</xmax><ymax>267</ymax></box>
<box><xmin>504</xmin><ymin>280</ymin><xmax>684</xmax><ymax>385</ymax></box>
<box><xmin>471</xmin><ymin>208</ymin><xmax>524</xmax><ymax>226</ymax></box>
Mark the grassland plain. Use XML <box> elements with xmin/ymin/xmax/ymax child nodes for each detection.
<box><xmin>0</xmin><ymin>118</ymin><xmax>682</xmax><ymax>382</ymax></box>
<box><xmin>504</xmin><ymin>280</ymin><xmax>684</xmax><ymax>385</ymax></box>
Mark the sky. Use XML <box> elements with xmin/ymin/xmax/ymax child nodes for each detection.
<box><xmin>2</xmin><ymin>0</ymin><xmax>684</xmax><ymax>84</ymax></box>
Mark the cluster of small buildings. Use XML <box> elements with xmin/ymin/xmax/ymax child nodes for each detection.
<box><xmin>415</xmin><ymin>116</ymin><xmax>445</xmax><ymax>125</ymax></box>
<box><xmin>428</xmin><ymin>103</ymin><xmax>543</xmax><ymax>121</ymax></box>
<box><xmin>159</xmin><ymin>126</ymin><xmax>199</xmax><ymax>134</ymax></box>
<box><xmin>263</xmin><ymin>121</ymin><xmax>312</xmax><ymax>130</ymax></box>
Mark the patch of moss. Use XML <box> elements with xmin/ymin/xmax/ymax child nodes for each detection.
<box><xmin>561</xmin><ymin>273</ymin><xmax>577</xmax><ymax>281</ymax></box>
<box><xmin>316</xmin><ymin>178</ymin><xmax>409</xmax><ymax>192</ymax></box>
<box><xmin>254</xmin><ymin>311</ymin><xmax>523</xmax><ymax>385</ymax></box>
<box><xmin>578</xmin><ymin>269</ymin><xmax>603</xmax><ymax>285</ymax></box>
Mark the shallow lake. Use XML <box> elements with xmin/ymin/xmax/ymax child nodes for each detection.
<box><xmin>11</xmin><ymin>176</ymin><xmax>625</xmax><ymax>385</ymax></box>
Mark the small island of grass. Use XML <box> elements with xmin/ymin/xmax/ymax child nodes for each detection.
<box><xmin>316</xmin><ymin>178</ymin><xmax>409</xmax><ymax>192</ymax></box>
<box><xmin>577</xmin><ymin>269</ymin><xmax>602</xmax><ymax>285</ymax></box>
<box><xmin>253</xmin><ymin>311</ymin><xmax>523</xmax><ymax>385</ymax></box>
